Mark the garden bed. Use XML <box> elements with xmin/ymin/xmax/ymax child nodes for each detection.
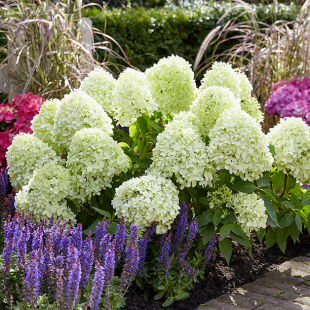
<box><xmin>124</xmin><ymin>233</ymin><xmax>310</xmax><ymax>310</ymax></box>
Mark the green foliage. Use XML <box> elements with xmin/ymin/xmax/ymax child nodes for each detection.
<box><xmin>86</xmin><ymin>2</ymin><xmax>298</xmax><ymax>80</ymax></box>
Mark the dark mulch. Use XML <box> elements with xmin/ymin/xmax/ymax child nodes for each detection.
<box><xmin>124</xmin><ymin>233</ymin><xmax>310</xmax><ymax>310</ymax></box>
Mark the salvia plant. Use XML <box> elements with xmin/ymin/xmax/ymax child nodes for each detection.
<box><xmin>1</xmin><ymin>54</ymin><xmax>310</xmax><ymax>307</ymax></box>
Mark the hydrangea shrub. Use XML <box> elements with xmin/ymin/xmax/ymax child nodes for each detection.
<box><xmin>0</xmin><ymin>93</ymin><xmax>45</xmax><ymax>166</ymax></box>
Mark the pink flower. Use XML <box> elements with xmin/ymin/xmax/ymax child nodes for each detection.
<box><xmin>281</xmin><ymin>100</ymin><xmax>310</xmax><ymax>118</ymax></box>
<box><xmin>4</xmin><ymin>111</ymin><xmax>15</xmax><ymax>123</ymax></box>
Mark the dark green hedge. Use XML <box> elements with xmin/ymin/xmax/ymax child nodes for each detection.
<box><xmin>86</xmin><ymin>2</ymin><xmax>298</xmax><ymax>79</ymax></box>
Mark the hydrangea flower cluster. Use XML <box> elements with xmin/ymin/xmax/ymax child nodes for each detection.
<box><xmin>79</xmin><ymin>67</ymin><xmax>116</xmax><ymax>115</ymax></box>
<box><xmin>200</xmin><ymin>62</ymin><xmax>263</xmax><ymax>123</ymax></box>
<box><xmin>112</xmin><ymin>175</ymin><xmax>180</xmax><ymax>234</ymax></box>
<box><xmin>146</xmin><ymin>55</ymin><xmax>197</xmax><ymax>115</ymax></box>
<box><xmin>228</xmin><ymin>192</ymin><xmax>268</xmax><ymax>236</ymax></box>
<box><xmin>6</xmin><ymin>134</ymin><xmax>58</xmax><ymax>191</ymax></box>
<box><xmin>15</xmin><ymin>162</ymin><xmax>75</xmax><ymax>224</ymax></box>
<box><xmin>67</xmin><ymin>128</ymin><xmax>129</xmax><ymax>204</ymax></box>
<box><xmin>267</xmin><ymin>117</ymin><xmax>310</xmax><ymax>182</ymax></box>
<box><xmin>52</xmin><ymin>90</ymin><xmax>113</xmax><ymax>154</ymax></box>
<box><xmin>0</xmin><ymin>93</ymin><xmax>45</xmax><ymax>166</ymax></box>
<box><xmin>147</xmin><ymin>115</ymin><xmax>215</xmax><ymax>189</ymax></box>
<box><xmin>265</xmin><ymin>77</ymin><xmax>310</xmax><ymax>124</ymax></box>
<box><xmin>189</xmin><ymin>86</ymin><xmax>240</xmax><ymax>136</ymax></box>
<box><xmin>207</xmin><ymin>108</ymin><xmax>274</xmax><ymax>181</ymax></box>
<box><xmin>112</xmin><ymin>68</ymin><xmax>157</xmax><ymax>126</ymax></box>
<box><xmin>31</xmin><ymin>99</ymin><xmax>60</xmax><ymax>149</ymax></box>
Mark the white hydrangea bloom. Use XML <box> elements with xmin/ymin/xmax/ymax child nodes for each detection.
<box><xmin>190</xmin><ymin>86</ymin><xmax>240</xmax><ymax>136</ymax></box>
<box><xmin>267</xmin><ymin>117</ymin><xmax>310</xmax><ymax>182</ymax></box>
<box><xmin>147</xmin><ymin>115</ymin><xmax>216</xmax><ymax>189</ymax></box>
<box><xmin>67</xmin><ymin>128</ymin><xmax>130</xmax><ymax>204</ymax></box>
<box><xmin>200</xmin><ymin>62</ymin><xmax>241</xmax><ymax>99</ymax></box>
<box><xmin>229</xmin><ymin>192</ymin><xmax>268</xmax><ymax>236</ymax></box>
<box><xmin>79</xmin><ymin>67</ymin><xmax>116</xmax><ymax>114</ymax></box>
<box><xmin>208</xmin><ymin>108</ymin><xmax>273</xmax><ymax>181</ymax></box>
<box><xmin>31</xmin><ymin>98</ymin><xmax>60</xmax><ymax>149</ymax></box>
<box><xmin>6</xmin><ymin>134</ymin><xmax>59</xmax><ymax>191</ymax></box>
<box><xmin>52</xmin><ymin>90</ymin><xmax>113</xmax><ymax>154</ymax></box>
<box><xmin>112</xmin><ymin>175</ymin><xmax>180</xmax><ymax>234</ymax></box>
<box><xmin>15</xmin><ymin>162</ymin><xmax>76</xmax><ymax>225</ymax></box>
<box><xmin>241</xmin><ymin>97</ymin><xmax>264</xmax><ymax>124</ymax></box>
<box><xmin>238</xmin><ymin>71</ymin><xmax>253</xmax><ymax>102</ymax></box>
<box><xmin>146</xmin><ymin>55</ymin><xmax>197</xmax><ymax>115</ymax></box>
<box><xmin>112</xmin><ymin>68</ymin><xmax>157</xmax><ymax>126</ymax></box>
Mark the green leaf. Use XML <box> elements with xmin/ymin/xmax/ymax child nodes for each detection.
<box><xmin>116</xmin><ymin>299</ymin><xmax>126</xmax><ymax>309</ymax></box>
<box><xmin>302</xmin><ymin>189</ymin><xmax>310</xmax><ymax>206</ymax></box>
<box><xmin>307</xmin><ymin>212</ymin><xmax>310</xmax><ymax>234</ymax></box>
<box><xmin>266</xmin><ymin>228</ymin><xmax>277</xmax><ymax>248</ymax></box>
<box><xmin>213</xmin><ymin>210</ymin><xmax>223</xmax><ymax>227</ymax></box>
<box><xmin>277</xmin><ymin>227</ymin><xmax>290</xmax><ymax>246</ymax></box>
<box><xmin>67</xmin><ymin>200</ymin><xmax>78</xmax><ymax>215</ymax></box>
<box><xmin>220</xmin><ymin>210</ymin><xmax>237</xmax><ymax>224</ymax></box>
<box><xmin>280</xmin><ymin>213</ymin><xmax>294</xmax><ymax>228</ymax></box>
<box><xmin>83</xmin><ymin>219</ymin><xmax>102</xmax><ymax>235</ymax></box>
<box><xmin>255</xmin><ymin>172</ymin><xmax>271</xmax><ymax>188</ymax></box>
<box><xmin>220</xmin><ymin>224</ymin><xmax>231</xmax><ymax>237</ymax></box>
<box><xmin>260</xmin><ymin>195</ymin><xmax>278</xmax><ymax>227</ymax></box>
<box><xmin>229</xmin><ymin>223</ymin><xmax>245</xmax><ymax>236</ymax></box>
<box><xmin>200</xmin><ymin>223</ymin><xmax>215</xmax><ymax>244</ymax></box>
<box><xmin>277</xmin><ymin>197</ymin><xmax>294</xmax><ymax>210</ymax></box>
<box><xmin>295</xmin><ymin>213</ymin><xmax>303</xmax><ymax>232</ymax></box>
<box><xmin>139</xmin><ymin>141</ymin><xmax>147</xmax><ymax>159</ymax></box>
<box><xmin>290</xmin><ymin>222</ymin><xmax>300</xmax><ymax>243</ymax></box>
<box><xmin>197</xmin><ymin>209</ymin><xmax>214</xmax><ymax>228</ymax></box>
<box><xmin>107</xmin><ymin>222</ymin><xmax>117</xmax><ymax>235</ymax></box>
<box><xmin>119</xmin><ymin>142</ymin><xmax>138</xmax><ymax>161</ymax></box>
<box><xmin>219</xmin><ymin>237</ymin><xmax>232</xmax><ymax>265</ymax></box>
<box><xmin>198</xmin><ymin>197</ymin><xmax>209</xmax><ymax>205</ymax></box>
<box><xmin>271</xmin><ymin>170</ymin><xmax>285</xmax><ymax>191</ymax></box>
<box><xmin>268</xmin><ymin>144</ymin><xmax>276</xmax><ymax>156</ymax></box>
<box><xmin>230</xmin><ymin>231</ymin><xmax>251</xmax><ymax>247</ymax></box>
<box><xmin>158</xmin><ymin>285</ymin><xmax>166</xmax><ymax>290</ymax></box>
<box><xmin>256</xmin><ymin>228</ymin><xmax>265</xmax><ymax>244</ymax></box>
<box><xmin>175</xmin><ymin>292</ymin><xmax>190</xmax><ymax>301</ymax></box>
<box><xmin>286</xmin><ymin>175</ymin><xmax>296</xmax><ymax>192</ymax></box>
<box><xmin>91</xmin><ymin>207</ymin><xmax>111</xmax><ymax>218</ymax></box>
<box><xmin>162</xmin><ymin>297</ymin><xmax>175</xmax><ymax>307</ymax></box>
<box><xmin>137</xmin><ymin>116</ymin><xmax>148</xmax><ymax>138</ymax></box>
<box><xmin>230</xmin><ymin>180</ymin><xmax>257</xmax><ymax>193</ymax></box>
<box><xmin>129</xmin><ymin>122</ymin><xmax>139</xmax><ymax>143</ymax></box>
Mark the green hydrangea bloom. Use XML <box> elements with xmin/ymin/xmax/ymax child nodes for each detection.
<box><xmin>79</xmin><ymin>67</ymin><xmax>116</xmax><ymax>115</ymax></box>
<box><xmin>267</xmin><ymin>117</ymin><xmax>310</xmax><ymax>182</ymax></box>
<box><xmin>31</xmin><ymin>98</ymin><xmax>60</xmax><ymax>149</ymax></box>
<box><xmin>112</xmin><ymin>68</ymin><xmax>157</xmax><ymax>126</ymax></box>
<box><xmin>200</xmin><ymin>62</ymin><xmax>241</xmax><ymax>98</ymax></box>
<box><xmin>208</xmin><ymin>108</ymin><xmax>273</xmax><ymax>181</ymax></box>
<box><xmin>190</xmin><ymin>86</ymin><xmax>240</xmax><ymax>136</ymax></box>
<box><xmin>67</xmin><ymin>128</ymin><xmax>130</xmax><ymax>204</ymax></box>
<box><xmin>146</xmin><ymin>55</ymin><xmax>197</xmax><ymax>115</ymax></box>
<box><xmin>147</xmin><ymin>113</ymin><xmax>216</xmax><ymax>189</ymax></box>
<box><xmin>240</xmin><ymin>97</ymin><xmax>264</xmax><ymax>124</ymax></box>
<box><xmin>15</xmin><ymin>162</ymin><xmax>76</xmax><ymax>225</ymax></box>
<box><xmin>112</xmin><ymin>175</ymin><xmax>180</xmax><ymax>234</ymax></box>
<box><xmin>6</xmin><ymin>133</ymin><xmax>59</xmax><ymax>191</ymax></box>
<box><xmin>229</xmin><ymin>192</ymin><xmax>267</xmax><ymax>236</ymax></box>
<box><xmin>52</xmin><ymin>90</ymin><xmax>113</xmax><ymax>154</ymax></box>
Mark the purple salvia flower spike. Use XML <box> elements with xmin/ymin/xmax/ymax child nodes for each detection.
<box><xmin>55</xmin><ymin>268</ymin><xmax>64</xmax><ymax>308</ymax></box>
<box><xmin>172</xmin><ymin>203</ymin><xmax>188</xmax><ymax>253</ymax></box>
<box><xmin>94</xmin><ymin>217</ymin><xmax>111</xmax><ymax>258</ymax></box>
<box><xmin>157</xmin><ymin>232</ymin><xmax>172</xmax><ymax>276</ymax></box>
<box><xmin>138</xmin><ymin>222</ymin><xmax>155</xmax><ymax>274</ymax></box>
<box><xmin>113</xmin><ymin>216</ymin><xmax>126</xmax><ymax>263</ymax></box>
<box><xmin>71</xmin><ymin>223</ymin><xmax>83</xmax><ymax>254</ymax></box>
<box><xmin>80</xmin><ymin>230</ymin><xmax>95</xmax><ymax>290</ymax></box>
<box><xmin>104</xmin><ymin>238</ymin><xmax>116</xmax><ymax>287</ymax></box>
<box><xmin>99</xmin><ymin>233</ymin><xmax>111</xmax><ymax>265</ymax></box>
<box><xmin>88</xmin><ymin>260</ymin><xmax>105</xmax><ymax>310</ymax></box>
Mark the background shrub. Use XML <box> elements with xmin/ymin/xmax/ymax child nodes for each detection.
<box><xmin>86</xmin><ymin>1</ymin><xmax>298</xmax><ymax>81</ymax></box>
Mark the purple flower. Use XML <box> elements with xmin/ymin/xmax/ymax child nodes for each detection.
<box><xmin>113</xmin><ymin>217</ymin><xmax>126</xmax><ymax>263</ymax></box>
<box><xmin>23</xmin><ymin>252</ymin><xmax>40</xmax><ymax>306</ymax></box>
<box><xmin>172</xmin><ymin>203</ymin><xmax>188</xmax><ymax>253</ymax></box>
<box><xmin>178</xmin><ymin>218</ymin><xmax>198</xmax><ymax>263</ymax></box>
<box><xmin>80</xmin><ymin>231</ymin><xmax>95</xmax><ymax>290</ymax></box>
<box><xmin>55</xmin><ymin>268</ymin><xmax>64</xmax><ymax>307</ymax></box>
<box><xmin>71</xmin><ymin>223</ymin><xmax>83</xmax><ymax>254</ymax></box>
<box><xmin>104</xmin><ymin>239</ymin><xmax>116</xmax><ymax>287</ymax></box>
<box><xmin>138</xmin><ymin>222</ymin><xmax>156</xmax><ymax>273</ymax></box>
<box><xmin>32</xmin><ymin>227</ymin><xmax>43</xmax><ymax>251</ymax></box>
<box><xmin>88</xmin><ymin>260</ymin><xmax>105</xmax><ymax>310</ymax></box>
<box><xmin>157</xmin><ymin>232</ymin><xmax>172</xmax><ymax>276</ymax></box>
<box><xmin>94</xmin><ymin>217</ymin><xmax>111</xmax><ymax>259</ymax></box>
<box><xmin>99</xmin><ymin>233</ymin><xmax>111</xmax><ymax>265</ymax></box>
<box><xmin>203</xmin><ymin>234</ymin><xmax>217</xmax><ymax>266</ymax></box>
<box><xmin>0</xmin><ymin>168</ymin><xmax>8</xmax><ymax>195</ymax></box>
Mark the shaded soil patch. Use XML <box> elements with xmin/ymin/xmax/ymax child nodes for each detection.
<box><xmin>124</xmin><ymin>233</ymin><xmax>310</xmax><ymax>310</ymax></box>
